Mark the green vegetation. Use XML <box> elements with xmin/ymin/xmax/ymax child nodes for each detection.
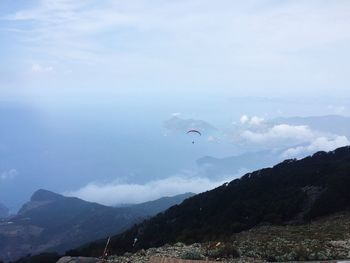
<box><xmin>67</xmin><ymin>146</ymin><xmax>350</xmax><ymax>258</ymax></box>
<box><xmin>181</xmin><ymin>250</ymin><xmax>204</xmax><ymax>260</ymax></box>
<box><xmin>231</xmin><ymin>212</ymin><xmax>350</xmax><ymax>261</ymax></box>
<box><xmin>205</xmin><ymin>243</ymin><xmax>240</xmax><ymax>259</ymax></box>
<box><xmin>14</xmin><ymin>146</ymin><xmax>350</xmax><ymax>263</ymax></box>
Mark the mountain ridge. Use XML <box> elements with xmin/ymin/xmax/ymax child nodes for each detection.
<box><xmin>30</xmin><ymin>189</ymin><xmax>65</xmax><ymax>202</ymax></box>
<box><xmin>0</xmin><ymin>191</ymin><xmax>192</xmax><ymax>262</ymax></box>
<box><xmin>66</xmin><ymin>146</ymin><xmax>350</xmax><ymax>257</ymax></box>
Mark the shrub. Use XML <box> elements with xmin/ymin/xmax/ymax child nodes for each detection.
<box><xmin>206</xmin><ymin>243</ymin><xmax>240</xmax><ymax>259</ymax></box>
<box><xmin>181</xmin><ymin>250</ymin><xmax>204</xmax><ymax>260</ymax></box>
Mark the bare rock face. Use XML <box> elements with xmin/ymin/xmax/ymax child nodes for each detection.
<box><xmin>56</xmin><ymin>256</ymin><xmax>103</xmax><ymax>263</ymax></box>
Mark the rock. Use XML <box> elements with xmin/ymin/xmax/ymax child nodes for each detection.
<box><xmin>56</xmin><ymin>256</ymin><xmax>103</xmax><ymax>263</ymax></box>
<box><xmin>174</xmin><ymin>242</ymin><xmax>185</xmax><ymax>247</ymax></box>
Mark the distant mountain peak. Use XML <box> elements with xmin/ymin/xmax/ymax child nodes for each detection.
<box><xmin>31</xmin><ymin>189</ymin><xmax>64</xmax><ymax>202</ymax></box>
<box><xmin>1</xmin><ymin>190</ymin><xmax>193</xmax><ymax>262</ymax></box>
<box><xmin>0</xmin><ymin>203</ymin><xmax>9</xmax><ymax>218</ymax></box>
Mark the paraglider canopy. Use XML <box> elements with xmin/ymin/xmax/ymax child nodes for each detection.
<box><xmin>186</xmin><ymin>129</ymin><xmax>202</xmax><ymax>136</ymax></box>
<box><xmin>186</xmin><ymin>129</ymin><xmax>201</xmax><ymax>144</ymax></box>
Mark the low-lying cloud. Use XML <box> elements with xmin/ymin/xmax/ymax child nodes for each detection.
<box><xmin>235</xmin><ymin>115</ymin><xmax>350</xmax><ymax>159</ymax></box>
<box><xmin>240</xmin><ymin>124</ymin><xmax>315</xmax><ymax>144</ymax></box>
<box><xmin>240</xmin><ymin>115</ymin><xmax>265</xmax><ymax>126</ymax></box>
<box><xmin>0</xmin><ymin>169</ymin><xmax>18</xmax><ymax>182</ymax></box>
<box><xmin>282</xmin><ymin>136</ymin><xmax>350</xmax><ymax>159</ymax></box>
<box><xmin>65</xmin><ymin>173</ymin><xmax>236</xmax><ymax>206</ymax></box>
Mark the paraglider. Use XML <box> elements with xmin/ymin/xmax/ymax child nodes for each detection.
<box><xmin>187</xmin><ymin>129</ymin><xmax>201</xmax><ymax>144</ymax></box>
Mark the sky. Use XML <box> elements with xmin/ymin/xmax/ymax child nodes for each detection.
<box><xmin>1</xmin><ymin>0</ymin><xmax>350</xmax><ymax>211</ymax></box>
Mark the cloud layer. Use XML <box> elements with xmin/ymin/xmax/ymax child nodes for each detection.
<box><xmin>235</xmin><ymin>115</ymin><xmax>350</xmax><ymax>159</ymax></box>
<box><xmin>240</xmin><ymin>124</ymin><xmax>315</xmax><ymax>144</ymax></box>
<box><xmin>2</xmin><ymin>0</ymin><xmax>350</xmax><ymax>99</ymax></box>
<box><xmin>282</xmin><ymin>136</ymin><xmax>350</xmax><ymax>159</ymax></box>
<box><xmin>240</xmin><ymin>115</ymin><xmax>265</xmax><ymax>126</ymax></box>
<box><xmin>65</xmin><ymin>173</ymin><xmax>234</xmax><ymax>206</ymax></box>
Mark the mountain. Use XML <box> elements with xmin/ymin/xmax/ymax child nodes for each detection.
<box><xmin>196</xmin><ymin>115</ymin><xmax>350</xmax><ymax>178</ymax></box>
<box><xmin>126</xmin><ymin>193</ymin><xmax>195</xmax><ymax>216</ymax></box>
<box><xmin>68</xmin><ymin>146</ymin><xmax>350</xmax><ymax>257</ymax></box>
<box><xmin>0</xmin><ymin>203</ymin><xmax>9</xmax><ymax>218</ymax></box>
<box><xmin>0</xmin><ymin>190</ymin><xmax>192</xmax><ymax>262</ymax></box>
<box><xmin>197</xmin><ymin>150</ymin><xmax>282</xmax><ymax>178</ymax></box>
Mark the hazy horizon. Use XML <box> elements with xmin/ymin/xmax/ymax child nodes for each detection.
<box><xmin>1</xmin><ymin>1</ymin><xmax>350</xmax><ymax>213</ymax></box>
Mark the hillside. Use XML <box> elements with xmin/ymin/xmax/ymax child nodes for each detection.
<box><xmin>128</xmin><ymin>193</ymin><xmax>195</xmax><ymax>216</ymax></box>
<box><xmin>0</xmin><ymin>203</ymin><xmax>9</xmax><ymax>218</ymax></box>
<box><xmin>197</xmin><ymin>150</ymin><xmax>280</xmax><ymax>178</ymax></box>
<box><xmin>15</xmin><ymin>211</ymin><xmax>350</xmax><ymax>263</ymax></box>
<box><xmin>0</xmin><ymin>190</ymin><xmax>192</xmax><ymax>262</ymax></box>
<box><xmin>68</xmin><ymin>146</ymin><xmax>350</xmax><ymax>257</ymax></box>
<box><xmin>71</xmin><ymin>212</ymin><xmax>350</xmax><ymax>262</ymax></box>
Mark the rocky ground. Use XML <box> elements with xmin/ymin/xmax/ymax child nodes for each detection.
<box><xmin>106</xmin><ymin>242</ymin><xmax>260</xmax><ymax>263</ymax></box>
<box><xmin>232</xmin><ymin>212</ymin><xmax>350</xmax><ymax>262</ymax></box>
<box><xmin>57</xmin><ymin>213</ymin><xmax>350</xmax><ymax>263</ymax></box>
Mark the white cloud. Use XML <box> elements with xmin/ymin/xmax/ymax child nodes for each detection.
<box><xmin>234</xmin><ymin>115</ymin><xmax>350</xmax><ymax>158</ymax></box>
<box><xmin>250</xmin><ymin>116</ymin><xmax>265</xmax><ymax>126</ymax></box>
<box><xmin>8</xmin><ymin>1</ymin><xmax>350</xmax><ymax>56</ymax></box>
<box><xmin>240</xmin><ymin>124</ymin><xmax>314</xmax><ymax>144</ymax></box>
<box><xmin>240</xmin><ymin>115</ymin><xmax>264</xmax><ymax>126</ymax></box>
<box><xmin>64</xmin><ymin>173</ymin><xmax>235</xmax><ymax>206</ymax></box>
<box><xmin>327</xmin><ymin>105</ymin><xmax>346</xmax><ymax>115</ymax></box>
<box><xmin>240</xmin><ymin>115</ymin><xmax>249</xmax><ymax>124</ymax></box>
<box><xmin>0</xmin><ymin>169</ymin><xmax>18</xmax><ymax>181</ymax></box>
<box><xmin>1</xmin><ymin>0</ymin><xmax>350</xmax><ymax>100</ymax></box>
<box><xmin>282</xmin><ymin>136</ymin><xmax>350</xmax><ymax>159</ymax></box>
<box><xmin>31</xmin><ymin>63</ymin><xmax>53</xmax><ymax>73</ymax></box>
<box><xmin>5</xmin><ymin>2</ymin><xmax>350</xmax><ymax>75</ymax></box>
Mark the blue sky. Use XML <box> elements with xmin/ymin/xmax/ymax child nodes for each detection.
<box><xmin>1</xmin><ymin>0</ymin><xmax>350</xmax><ymax>105</ymax></box>
<box><xmin>1</xmin><ymin>1</ymin><xmax>350</xmax><ymax>211</ymax></box>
